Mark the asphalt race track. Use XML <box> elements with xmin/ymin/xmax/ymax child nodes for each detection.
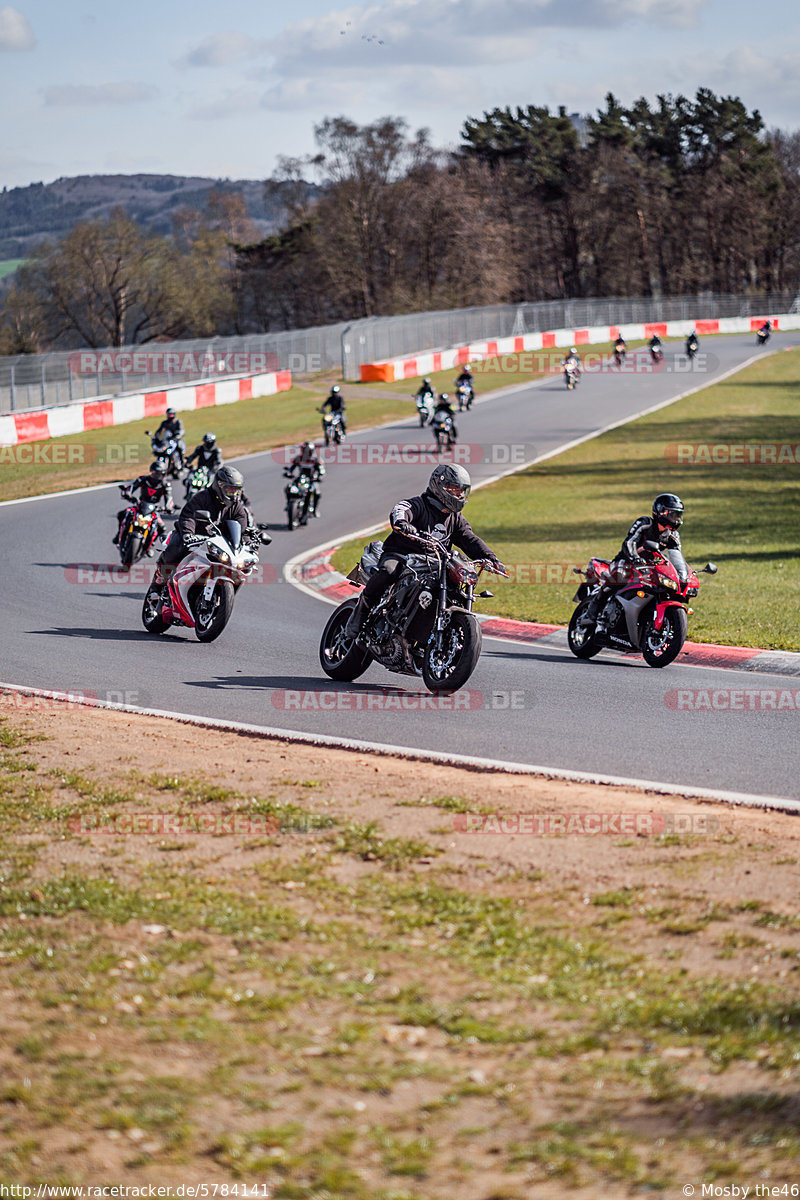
<box><xmin>2</xmin><ymin>334</ymin><xmax>798</xmax><ymax>802</ymax></box>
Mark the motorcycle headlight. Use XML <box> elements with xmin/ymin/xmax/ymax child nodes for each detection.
<box><xmin>658</xmin><ymin>571</ymin><xmax>678</xmax><ymax>591</ymax></box>
<box><xmin>207</xmin><ymin>544</ymin><xmax>231</xmax><ymax>565</ymax></box>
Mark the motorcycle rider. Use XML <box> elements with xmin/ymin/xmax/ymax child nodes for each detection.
<box><xmin>185</xmin><ymin>432</ymin><xmax>223</xmax><ymax>475</ymax></box>
<box><xmin>344</xmin><ymin>464</ymin><xmax>506</xmax><ymax>640</ymax></box>
<box><xmin>561</xmin><ymin>347</ymin><xmax>582</xmax><ymax>380</ymax></box>
<box><xmin>581</xmin><ymin>493</ymin><xmax>685</xmax><ymax>634</ymax></box>
<box><xmin>154</xmin><ymin>407</ymin><xmax>186</xmax><ymax>467</ymax></box>
<box><xmin>284</xmin><ymin>441</ymin><xmax>326</xmax><ymax>518</ymax></box>
<box><xmin>454</xmin><ymin>363</ymin><xmax>475</xmax><ymax>404</ymax></box>
<box><xmin>758</xmin><ymin>320</ymin><xmax>771</xmax><ymax>341</ymax></box>
<box><xmin>416</xmin><ymin>377</ymin><xmax>435</xmax><ymax>402</ymax></box>
<box><xmin>431</xmin><ymin>392</ymin><xmax>458</xmax><ymax>441</ymax></box>
<box><xmin>113</xmin><ymin>460</ymin><xmax>174</xmax><ymax>550</ymax></box>
<box><xmin>613</xmin><ymin>335</ymin><xmax>627</xmax><ymax>361</ymax></box>
<box><xmin>320</xmin><ymin>384</ymin><xmax>347</xmax><ymax>435</ymax></box>
<box><xmin>686</xmin><ymin>329</ymin><xmax>699</xmax><ymax>355</ymax></box>
<box><xmin>152</xmin><ymin>465</ymin><xmax>256</xmax><ymax>586</ymax></box>
<box><xmin>648</xmin><ymin>334</ymin><xmax>663</xmax><ymax>356</ymax></box>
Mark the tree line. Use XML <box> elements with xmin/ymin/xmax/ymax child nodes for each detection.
<box><xmin>2</xmin><ymin>88</ymin><xmax>799</xmax><ymax>354</ymax></box>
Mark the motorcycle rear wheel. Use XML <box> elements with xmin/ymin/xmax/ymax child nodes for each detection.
<box><xmin>319</xmin><ymin>599</ymin><xmax>373</xmax><ymax>681</ymax></box>
<box><xmin>142</xmin><ymin>585</ymin><xmax>169</xmax><ymax>634</ymax></box>
<box><xmin>567</xmin><ymin>604</ymin><xmax>602</xmax><ymax>659</ymax></box>
<box><xmin>422</xmin><ymin>611</ymin><xmax>482</xmax><ymax>693</ymax></box>
<box><xmin>195</xmin><ymin>580</ymin><xmax>235</xmax><ymax>643</ymax></box>
<box><xmin>641</xmin><ymin>607</ymin><xmax>688</xmax><ymax>667</ymax></box>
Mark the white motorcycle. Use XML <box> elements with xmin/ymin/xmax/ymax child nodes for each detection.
<box><xmin>141</xmin><ymin>515</ymin><xmax>259</xmax><ymax>642</ymax></box>
<box><xmin>415</xmin><ymin>392</ymin><xmax>435</xmax><ymax>426</ymax></box>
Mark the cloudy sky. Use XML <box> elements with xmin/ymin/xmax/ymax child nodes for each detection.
<box><xmin>1</xmin><ymin>0</ymin><xmax>798</xmax><ymax>189</ymax></box>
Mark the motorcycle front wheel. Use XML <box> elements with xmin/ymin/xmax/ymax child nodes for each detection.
<box><xmin>142</xmin><ymin>584</ymin><xmax>169</xmax><ymax>634</ymax></box>
<box><xmin>641</xmin><ymin>607</ymin><xmax>688</xmax><ymax>668</ymax></box>
<box><xmin>194</xmin><ymin>580</ymin><xmax>235</xmax><ymax>643</ymax></box>
<box><xmin>422</xmin><ymin>611</ymin><xmax>482</xmax><ymax>693</ymax></box>
<box><xmin>567</xmin><ymin>603</ymin><xmax>602</xmax><ymax>660</ymax></box>
<box><xmin>287</xmin><ymin>499</ymin><xmax>298</xmax><ymax>530</ymax></box>
<box><xmin>319</xmin><ymin>599</ymin><xmax>373</xmax><ymax>682</ymax></box>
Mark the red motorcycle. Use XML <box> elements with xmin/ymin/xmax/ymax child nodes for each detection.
<box><xmin>568</xmin><ymin>544</ymin><xmax>717</xmax><ymax>667</ymax></box>
<box><xmin>116</xmin><ymin>486</ymin><xmax>165</xmax><ymax>567</ymax></box>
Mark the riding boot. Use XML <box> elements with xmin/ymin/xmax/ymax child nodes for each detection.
<box><xmin>344</xmin><ymin>595</ymin><xmax>369</xmax><ymax>640</ymax></box>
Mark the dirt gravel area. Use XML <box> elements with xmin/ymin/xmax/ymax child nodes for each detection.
<box><xmin>1</xmin><ymin>694</ymin><xmax>799</xmax><ymax>1196</ymax></box>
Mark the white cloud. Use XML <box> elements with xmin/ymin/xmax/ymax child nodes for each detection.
<box><xmin>0</xmin><ymin>5</ymin><xmax>34</xmax><ymax>50</ymax></box>
<box><xmin>183</xmin><ymin>31</ymin><xmax>268</xmax><ymax>68</ymax></box>
<box><xmin>43</xmin><ymin>82</ymin><xmax>158</xmax><ymax>107</ymax></box>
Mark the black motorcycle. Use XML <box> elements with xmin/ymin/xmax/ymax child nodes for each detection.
<box><xmin>686</xmin><ymin>336</ymin><xmax>699</xmax><ymax>360</ymax></box>
<box><xmin>757</xmin><ymin>327</ymin><xmax>771</xmax><ymax>346</ymax></box>
<box><xmin>455</xmin><ymin>381</ymin><xmax>474</xmax><ymax>411</ymax></box>
<box><xmin>146</xmin><ymin>430</ymin><xmax>183</xmax><ymax>479</ymax></box>
<box><xmin>320</xmin><ymin>410</ymin><xmax>345</xmax><ymax>447</ymax></box>
<box><xmin>284</xmin><ymin>470</ymin><xmax>319</xmax><ymax>529</ymax></box>
<box><xmin>431</xmin><ymin>411</ymin><xmax>456</xmax><ymax>452</ymax></box>
<box><xmin>319</xmin><ymin>534</ymin><xmax>507</xmax><ymax>693</ymax></box>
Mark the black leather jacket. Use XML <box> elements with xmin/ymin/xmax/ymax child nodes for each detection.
<box><xmin>177</xmin><ymin>487</ymin><xmax>248</xmax><ymax>540</ymax></box>
<box><xmin>382</xmin><ymin>491</ymin><xmax>497</xmax><ymax>562</ymax></box>
<box><xmin>618</xmin><ymin>515</ymin><xmax>682</xmax><ymax>561</ymax></box>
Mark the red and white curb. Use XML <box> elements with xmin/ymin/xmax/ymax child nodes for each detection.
<box><xmin>290</xmin><ymin>546</ymin><xmax>800</xmax><ymax>679</ymax></box>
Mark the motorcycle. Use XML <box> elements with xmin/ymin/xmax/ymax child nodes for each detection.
<box><xmin>563</xmin><ymin>364</ymin><xmax>580</xmax><ymax>390</ymax></box>
<box><xmin>415</xmin><ymin>392</ymin><xmax>435</xmax><ymax>426</ymax></box>
<box><xmin>455</xmin><ymin>381</ymin><xmax>474</xmax><ymax>411</ymax></box>
<box><xmin>613</xmin><ymin>345</ymin><xmax>626</xmax><ymax>368</ymax></box>
<box><xmin>431</xmin><ymin>410</ymin><xmax>456</xmax><ymax>452</ymax></box>
<box><xmin>319</xmin><ymin>533</ymin><xmax>508</xmax><ymax>693</ymax></box>
<box><xmin>284</xmin><ymin>470</ymin><xmax>319</xmax><ymax>529</ymax></box>
<box><xmin>320</xmin><ymin>410</ymin><xmax>345</xmax><ymax>447</ymax></box>
<box><xmin>686</xmin><ymin>336</ymin><xmax>699</xmax><ymax>360</ymax></box>
<box><xmin>146</xmin><ymin>430</ymin><xmax>183</xmax><ymax>479</ymax></box>
<box><xmin>141</xmin><ymin>515</ymin><xmax>259</xmax><ymax>643</ymax></box>
<box><xmin>650</xmin><ymin>344</ymin><xmax>664</xmax><ymax>363</ymax></box>
<box><xmin>117</xmin><ymin>486</ymin><xmax>164</xmax><ymax>567</ymax></box>
<box><xmin>757</xmin><ymin>327</ymin><xmax>771</xmax><ymax>346</ymax></box>
<box><xmin>184</xmin><ymin>464</ymin><xmax>212</xmax><ymax>500</ymax></box>
<box><xmin>567</xmin><ymin>543</ymin><xmax>717</xmax><ymax>668</ymax></box>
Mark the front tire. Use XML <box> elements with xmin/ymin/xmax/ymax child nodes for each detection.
<box><xmin>422</xmin><ymin>611</ymin><xmax>482</xmax><ymax>693</ymax></box>
<box><xmin>194</xmin><ymin>580</ymin><xmax>235</xmax><ymax>643</ymax></box>
<box><xmin>319</xmin><ymin>600</ymin><xmax>373</xmax><ymax>682</ymax></box>
<box><xmin>567</xmin><ymin>603</ymin><xmax>602</xmax><ymax>659</ymax></box>
<box><xmin>641</xmin><ymin>606</ymin><xmax>688</xmax><ymax>667</ymax></box>
<box><xmin>287</xmin><ymin>499</ymin><xmax>298</xmax><ymax>530</ymax></box>
<box><xmin>142</xmin><ymin>585</ymin><xmax>169</xmax><ymax>634</ymax></box>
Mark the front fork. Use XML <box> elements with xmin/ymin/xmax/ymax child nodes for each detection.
<box><xmin>653</xmin><ymin>598</ymin><xmax>688</xmax><ymax>631</ymax></box>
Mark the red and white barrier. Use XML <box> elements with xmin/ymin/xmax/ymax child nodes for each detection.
<box><xmin>360</xmin><ymin>313</ymin><xmax>800</xmax><ymax>382</ymax></box>
<box><xmin>0</xmin><ymin>369</ymin><xmax>292</xmax><ymax>447</ymax></box>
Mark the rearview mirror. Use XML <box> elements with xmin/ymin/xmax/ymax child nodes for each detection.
<box><xmin>194</xmin><ymin>510</ymin><xmax>212</xmax><ymax>522</ymax></box>
<box><xmin>702</xmin><ymin>562</ymin><xmax>718</xmax><ymax>575</ymax></box>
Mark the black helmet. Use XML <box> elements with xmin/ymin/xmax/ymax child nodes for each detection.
<box><xmin>213</xmin><ymin>465</ymin><xmax>244</xmax><ymax>504</ymax></box>
<box><xmin>202</xmin><ymin>432</ymin><xmax>216</xmax><ymax>448</ymax></box>
<box><xmin>149</xmin><ymin>460</ymin><xmax>165</xmax><ymax>478</ymax></box>
<box><xmin>428</xmin><ymin>463</ymin><xmax>471</xmax><ymax>513</ymax></box>
<box><xmin>653</xmin><ymin>493</ymin><xmax>684</xmax><ymax>529</ymax></box>
<box><xmin>166</xmin><ymin>407</ymin><xmax>176</xmax><ymax>418</ymax></box>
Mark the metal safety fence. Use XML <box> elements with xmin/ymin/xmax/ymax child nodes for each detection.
<box><xmin>1</xmin><ymin>291</ymin><xmax>797</xmax><ymax>413</ymax></box>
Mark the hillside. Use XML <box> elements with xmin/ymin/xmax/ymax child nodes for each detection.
<box><xmin>0</xmin><ymin>173</ymin><xmax>301</xmax><ymax>258</ymax></box>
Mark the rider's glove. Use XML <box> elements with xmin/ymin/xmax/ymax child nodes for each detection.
<box><xmin>393</xmin><ymin>521</ymin><xmax>416</xmax><ymax>537</ymax></box>
<box><xmin>183</xmin><ymin>532</ymin><xmax>204</xmax><ymax>547</ymax></box>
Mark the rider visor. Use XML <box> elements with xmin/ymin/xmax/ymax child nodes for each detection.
<box><xmin>442</xmin><ymin>482</ymin><xmax>470</xmax><ymax>504</ymax></box>
<box><xmin>219</xmin><ymin>484</ymin><xmax>242</xmax><ymax>500</ymax></box>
